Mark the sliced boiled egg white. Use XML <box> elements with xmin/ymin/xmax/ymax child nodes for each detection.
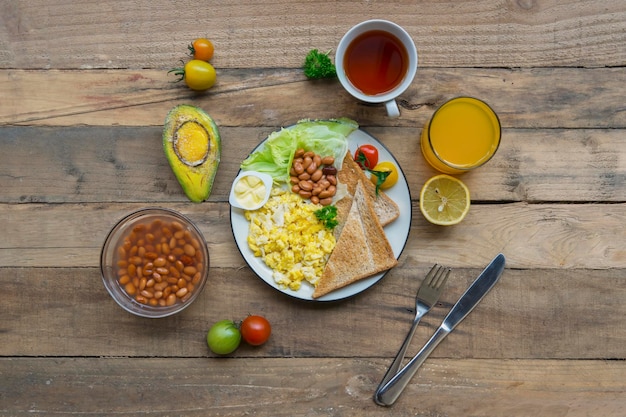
<box><xmin>229</xmin><ymin>171</ymin><xmax>273</xmax><ymax>211</ymax></box>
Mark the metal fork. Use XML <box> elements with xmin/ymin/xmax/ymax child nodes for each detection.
<box><xmin>375</xmin><ymin>264</ymin><xmax>451</xmax><ymax>392</ymax></box>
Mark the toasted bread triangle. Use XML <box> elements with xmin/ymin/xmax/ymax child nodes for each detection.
<box><xmin>335</xmin><ymin>154</ymin><xmax>399</xmax><ymax>236</ymax></box>
<box><xmin>313</xmin><ymin>180</ymin><xmax>398</xmax><ymax>298</ymax></box>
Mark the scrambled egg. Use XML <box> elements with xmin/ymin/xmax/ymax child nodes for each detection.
<box><xmin>245</xmin><ymin>189</ymin><xmax>336</xmax><ymax>290</ymax></box>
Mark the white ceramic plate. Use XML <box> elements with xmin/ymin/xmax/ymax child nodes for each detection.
<box><xmin>230</xmin><ymin>128</ymin><xmax>412</xmax><ymax>302</ymax></box>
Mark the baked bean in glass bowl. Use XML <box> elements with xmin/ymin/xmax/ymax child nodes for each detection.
<box><xmin>100</xmin><ymin>208</ymin><xmax>209</xmax><ymax>318</ymax></box>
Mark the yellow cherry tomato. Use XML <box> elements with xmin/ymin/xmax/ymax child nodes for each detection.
<box><xmin>169</xmin><ymin>60</ymin><xmax>216</xmax><ymax>91</ymax></box>
<box><xmin>183</xmin><ymin>60</ymin><xmax>216</xmax><ymax>91</ymax></box>
<box><xmin>370</xmin><ymin>161</ymin><xmax>399</xmax><ymax>190</ymax></box>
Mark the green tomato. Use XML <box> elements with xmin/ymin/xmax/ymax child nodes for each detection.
<box><xmin>206</xmin><ymin>320</ymin><xmax>241</xmax><ymax>355</ymax></box>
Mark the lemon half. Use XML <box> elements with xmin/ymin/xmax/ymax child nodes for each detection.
<box><xmin>419</xmin><ymin>174</ymin><xmax>470</xmax><ymax>226</ymax></box>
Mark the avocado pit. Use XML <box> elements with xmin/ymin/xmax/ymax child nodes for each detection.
<box><xmin>174</xmin><ymin>121</ymin><xmax>210</xmax><ymax>167</ymax></box>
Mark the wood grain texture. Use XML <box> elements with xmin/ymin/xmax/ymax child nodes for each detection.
<box><xmin>1</xmin><ymin>267</ymin><xmax>625</xmax><ymax>359</ymax></box>
<box><xmin>1</xmin><ymin>1</ymin><xmax>625</xmax><ymax>415</ymax></box>
<box><xmin>0</xmin><ymin>202</ymin><xmax>624</xmax><ymax>269</ymax></box>
<box><xmin>1</xmin><ymin>68</ymin><xmax>625</xmax><ymax>128</ymax></box>
<box><xmin>1</xmin><ymin>358</ymin><xmax>624</xmax><ymax>417</ymax></box>
<box><xmin>1</xmin><ymin>1</ymin><xmax>625</xmax><ymax>69</ymax></box>
<box><xmin>0</xmin><ymin>126</ymin><xmax>624</xmax><ymax>204</ymax></box>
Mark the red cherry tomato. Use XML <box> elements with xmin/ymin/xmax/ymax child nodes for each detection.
<box><xmin>354</xmin><ymin>145</ymin><xmax>379</xmax><ymax>170</ymax></box>
<box><xmin>240</xmin><ymin>315</ymin><xmax>272</xmax><ymax>346</ymax></box>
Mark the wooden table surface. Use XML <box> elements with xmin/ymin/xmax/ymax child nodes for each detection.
<box><xmin>1</xmin><ymin>1</ymin><xmax>625</xmax><ymax>416</ymax></box>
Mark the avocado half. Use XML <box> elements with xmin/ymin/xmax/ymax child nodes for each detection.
<box><xmin>163</xmin><ymin>104</ymin><xmax>221</xmax><ymax>202</ymax></box>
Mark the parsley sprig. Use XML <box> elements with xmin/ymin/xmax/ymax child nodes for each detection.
<box><xmin>303</xmin><ymin>49</ymin><xmax>337</xmax><ymax>79</ymax></box>
<box><xmin>314</xmin><ymin>205</ymin><xmax>339</xmax><ymax>230</ymax></box>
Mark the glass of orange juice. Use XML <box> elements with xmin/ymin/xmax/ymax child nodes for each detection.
<box><xmin>421</xmin><ymin>97</ymin><xmax>501</xmax><ymax>174</ymax></box>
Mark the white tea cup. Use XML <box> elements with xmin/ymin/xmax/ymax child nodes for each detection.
<box><xmin>335</xmin><ymin>20</ymin><xmax>418</xmax><ymax>118</ymax></box>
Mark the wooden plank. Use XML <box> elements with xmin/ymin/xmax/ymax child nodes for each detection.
<box><xmin>1</xmin><ymin>358</ymin><xmax>624</xmax><ymax>416</ymax></box>
<box><xmin>1</xmin><ymin>68</ymin><xmax>625</xmax><ymax>128</ymax></box>
<box><xmin>0</xmin><ymin>201</ymin><xmax>624</xmax><ymax>269</ymax></box>
<box><xmin>1</xmin><ymin>266</ymin><xmax>624</xmax><ymax>358</ymax></box>
<box><xmin>0</xmin><ymin>126</ymin><xmax>624</xmax><ymax>204</ymax></box>
<box><xmin>1</xmin><ymin>1</ymin><xmax>625</xmax><ymax>69</ymax></box>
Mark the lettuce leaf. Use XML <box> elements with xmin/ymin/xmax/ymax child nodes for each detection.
<box><xmin>241</xmin><ymin>118</ymin><xmax>358</xmax><ymax>183</ymax></box>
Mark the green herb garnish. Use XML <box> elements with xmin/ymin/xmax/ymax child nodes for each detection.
<box><xmin>314</xmin><ymin>205</ymin><xmax>339</xmax><ymax>230</ymax></box>
<box><xmin>355</xmin><ymin>150</ymin><xmax>371</xmax><ymax>169</ymax></box>
<box><xmin>303</xmin><ymin>49</ymin><xmax>337</xmax><ymax>79</ymax></box>
<box><xmin>369</xmin><ymin>169</ymin><xmax>391</xmax><ymax>195</ymax></box>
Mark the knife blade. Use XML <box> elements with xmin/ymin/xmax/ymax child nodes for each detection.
<box><xmin>374</xmin><ymin>253</ymin><xmax>506</xmax><ymax>406</ymax></box>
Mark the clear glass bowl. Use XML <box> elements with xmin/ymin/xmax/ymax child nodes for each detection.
<box><xmin>100</xmin><ymin>208</ymin><xmax>209</xmax><ymax>318</ymax></box>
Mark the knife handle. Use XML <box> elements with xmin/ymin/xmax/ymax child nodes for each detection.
<box><xmin>374</xmin><ymin>326</ymin><xmax>450</xmax><ymax>406</ymax></box>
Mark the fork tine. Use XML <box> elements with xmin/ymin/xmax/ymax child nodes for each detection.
<box><xmin>423</xmin><ymin>264</ymin><xmax>441</xmax><ymax>286</ymax></box>
<box><xmin>430</xmin><ymin>267</ymin><xmax>451</xmax><ymax>289</ymax></box>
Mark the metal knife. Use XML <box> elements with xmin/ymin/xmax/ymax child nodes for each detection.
<box><xmin>374</xmin><ymin>253</ymin><xmax>506</xmax><ymax>406</ymax></box>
